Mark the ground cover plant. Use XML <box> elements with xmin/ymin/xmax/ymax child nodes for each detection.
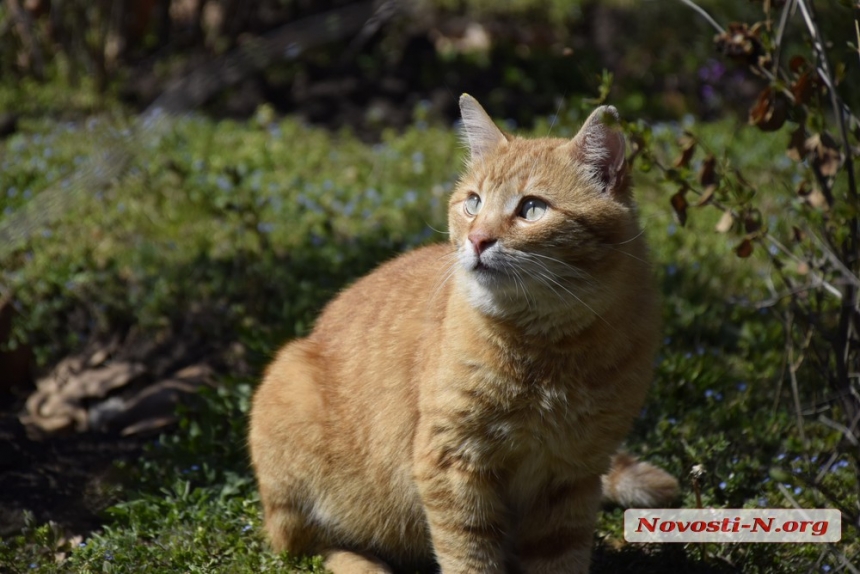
<box><xmin>1</xmin><ymin>0</ymin><xmax>859</xmax><ymax>572</ymax></box>
<box><xmin>1</xmin><ymin>106</ymin><xmax>856</xmax><ymax>572</ymax></box>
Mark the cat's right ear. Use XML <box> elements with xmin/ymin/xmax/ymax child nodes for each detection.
<box><xmin>459</xmin><ymin>94</ymin><xmax>507</xmax><ymax>162</ymax></box>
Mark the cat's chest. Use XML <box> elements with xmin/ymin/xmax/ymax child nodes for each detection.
<box><xmin>459</xmin><ymin>351</ymin><xmax>605</xmax><ymax>459</ymax></box>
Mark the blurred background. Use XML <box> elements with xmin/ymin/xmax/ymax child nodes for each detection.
<box><xmin>3</xmin><ymin>0</ymin><xmax>854</xmax><ymax>129</ymax></box>
<box><xmin>1</xmin><ymin>1</ymin><xmax>859</xmax><ymax>572</ymax></box>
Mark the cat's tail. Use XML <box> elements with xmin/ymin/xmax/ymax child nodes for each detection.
<box><xmin>601</xmin><ymin>452</ymin><xmax>679</xmax><ymax>508</ymax></box>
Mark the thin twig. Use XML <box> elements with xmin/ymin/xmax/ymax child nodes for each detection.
<box><xmin>788</xmin><ymin>321</ymin><xmax>808</xmax><ymax>445</ymax></box>
<box><xmin>817</xmin><ymin>415</ymin><xmax>859</xmax><ymax>447</ymax></box>
<box><xmin>796</xmin><ymin>0</ymin><xmax>860</xmax><ymax>429</ymax></box>
<box><xmin>678</xmin><ymin>0</ymin><xmax>725</xmax><ymax>34</ymax></box>
<box><xmin>771</xmin><ymin>0</ymin><xmax>796</xmax><ymax>75</ymax></box>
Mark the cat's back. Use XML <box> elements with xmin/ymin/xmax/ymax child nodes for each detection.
<box><xmin>312</xmin><ymin>242</ymin><xmax>453</xmax><ymax>354</ymax></box>
<box><xmin>253</xmin><ymin>243</ymin><xmax>453</xmax><ymax>447</ymax></box>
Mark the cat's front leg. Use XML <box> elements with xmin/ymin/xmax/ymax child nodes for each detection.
<box><xmin>414</xmin><ymin>424</ymin><xmax>510</xmax><ymax>574</ymax></box>
<box><xmin>514</xmin><ymin>475</ymin><xmax>602</xmax><ymax>574</ymax></box>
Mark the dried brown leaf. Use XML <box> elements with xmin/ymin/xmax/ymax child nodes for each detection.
<box><xmin>735</xmin><ymin>238</ymin><xmax>754</xmax><ymax>258</ymax></box>
<box><xmin>791</xmin><ymin>71</ymin><xmax>816</xmax><ymax>106</ymax></box>
<box><xmin>749</xmin><ymin>87</ymin><xmax>788</xmax><ymax>132</ymax></box>
<box><xmin>786</xmin><ymin>125</ymin><xmax>807</xmax><ymax>162</ymax></box>
<box><xmin>743</xmin><ymin>209</ymin><xmax>762</xmax><ymax>234</ymax></box>
<box><xmin>714</xmin><ymin>22</ymin><xmax>763</xmax><ymax>65</ymax></box>
<box><xmin>675</xmin><ymin>137</ymin><xmax>697</xmax><ymax>169</ymax></box>
<box><xmin>699</xmin><ymin>154</ymin><xmax>718</xmax><ymax>188</ymax></box>
<box><xmin>670</xmin><ymin>189</ymin><xmax>688</xmax><ymax>227</ymax></box>
<box><xmin>696</xmin><ymin>185</ymin><xmax>717</xmax><ymax>207</ymax></box>
<box><xmin>805</xmin><ymin>187</ymin><xmax>829</xmax><ymax>210</ymax></box>
<box><xmin>806</xmin><ymin>132</ymin><xmax>842</xmax><ymax>177</ymax></box>
<box><xmin>715</xmin><ymin>211</ymin><xmax>734</xmax><ymax>233</ymax></box>
<box><xmin>789</xmin><ymin>55</ymin><xmax>807</xmax><ymax>73</ymax></box>
<box><xmin>791</xmin><ymin>226</ymin><xmax>805</xmax><ymax>242</ymax></box>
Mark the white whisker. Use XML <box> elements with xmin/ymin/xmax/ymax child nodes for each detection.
<box><xmin>606</xmin><ymin>246</ymin><xmax>649</xmax><ymax>266</ymax></box>
<box><xmin>605</xmin><ymin>226</ymin><xmax>646</xmax><ymax>246</ymax></box>
<box><xmin>518</xmin><ymin>251</ymin><xmax>599</xmax><ymax>285</ymax></box>
<box><xmin>532</xmin><ymin>269</ymin><xmax>617</xmax><ymax>334</ymax></box>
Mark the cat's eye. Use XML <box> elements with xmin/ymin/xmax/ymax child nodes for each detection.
<box><xmin>519</xmin><ymin>198</ymin><xmax>548</xmax><ymax>221</ymax></box>
<box><xmin>464</xmin><ymin>194</ymin><xmax>482</xmax><ymax>216</ymax></box>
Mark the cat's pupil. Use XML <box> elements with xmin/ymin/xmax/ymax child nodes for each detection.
<box><xmin>465</xmin><ymin>194</ymin><xmax>482</xmax><ymax>216</ymax></box>
<box><xmin>520</xmin><ymin>198</ymin><xmax>547</xmax><ymax>221</ymax></box>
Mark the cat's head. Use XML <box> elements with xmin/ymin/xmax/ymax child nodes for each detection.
<box><xmin>448</xmin><ymin>94</ymin><xmax>645</xmax><ymax>326</ymax></box>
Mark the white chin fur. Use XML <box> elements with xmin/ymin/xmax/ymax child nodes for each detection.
<box><xmin>455</xmin><ymin>247</ymin><xmax>605</xmax><ymax>335</ymax></box>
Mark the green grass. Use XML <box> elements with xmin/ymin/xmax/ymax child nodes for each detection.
<box><xmin>0</xmin><ymin>108</ymin><xmax>856</xmax><ymax>572</ymax></box>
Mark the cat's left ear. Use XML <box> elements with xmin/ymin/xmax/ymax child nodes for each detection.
<box><xmin>459</xmin><ymin>94</ymin><xmax>508</xmax><ymax>162</ymax></box>
<box><xmin>566</xmin><ymin>105</ymin><xmax>627</xmax><ymax>195</ymax></box>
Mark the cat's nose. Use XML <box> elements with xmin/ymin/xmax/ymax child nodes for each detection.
<box><xmin>468</xmin><ymin>230</ymin><xmax>497</xmax><ymax>255</ymax></box>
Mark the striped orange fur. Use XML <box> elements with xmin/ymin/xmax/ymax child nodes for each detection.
<box><xmin>249</xmin><ymin>95</ymin><xmax>676</xmax><ymax>574</ymax></box>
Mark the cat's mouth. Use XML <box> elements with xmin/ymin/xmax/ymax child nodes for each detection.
<box><xmin>471</xmin><ymin>257</ymin><xmax>504</xmax><ymax>279</ymax></box>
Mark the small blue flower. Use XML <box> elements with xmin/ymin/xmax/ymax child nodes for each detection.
<box><xmin>718</xmin><ymin>481</ymin><xmax>727</xmax><ymax>490</ymax></box>
<box><xmin>242</xmin><ymin>524</ymin><xmax>253</xmax><ymax>533</ymax></box>
<box><xmin>285</xmin><ymin>42</ymin><xmax>302</xmax><ymax>59</ymax></box>
<box><xmin>215</xmin><ymin>176</ymin><xmax>232</xmax><ymax>191</ymax></box>
<box><xmin>794</xmin><ymin>486</ymin><xmax>803</xmax><ymax>495</ymax></box>
<box><xmin>737</xmin><ymin>382</ymin><xmax>747</xmax><ymax>391</ymax></box>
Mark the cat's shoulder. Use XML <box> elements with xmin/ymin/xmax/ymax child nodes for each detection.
<box><xmin>356</xmin><ymin>242</ymin><xmax>454</xmax><ymax>285</ymax></box>
<box><xmin>316</xmin><ymin>242</ymin><xmax>455</xmax><ymax>321</ymax></box>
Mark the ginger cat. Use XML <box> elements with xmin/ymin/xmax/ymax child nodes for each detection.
<box><xmin>249</xmin><ymin>95</ymin><xmax>677</xmax><ymax>574</ymax></box>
